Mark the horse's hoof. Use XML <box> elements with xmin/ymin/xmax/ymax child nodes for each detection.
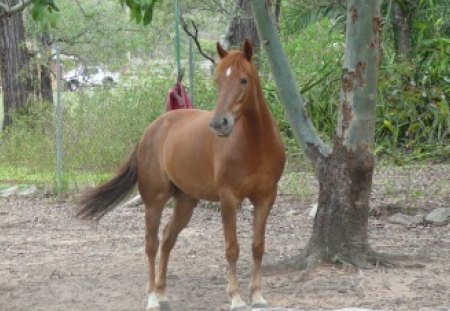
<box><xmin>159</xmin><ymin>300</ymin><xmax>171</xmax><ymax>311</ymax></box>
<box><xmin>230</xmin><ymin>306</ymin><xmax>247</xmax><ymax>311</ymax></box>
<box><xmin>251</xmin><ymin>302</ymin><xmax>267</xmax><ymax>309</ymax></box>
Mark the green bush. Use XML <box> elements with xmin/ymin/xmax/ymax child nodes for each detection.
<box><xmin>272</xmin><ymin>17</ymin><xmax>450</xmax><ymax>163</ymax></box>
<box><xmin>376</xmin><ymin>41</ymin><xmax>450</xmax><ymax>161</ymax></box>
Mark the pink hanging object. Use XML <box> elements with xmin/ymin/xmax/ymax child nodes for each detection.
<box><xmin>165</xmin><ymin>70</ymin><xmax>193</xmax><ymax>112</ymax></box>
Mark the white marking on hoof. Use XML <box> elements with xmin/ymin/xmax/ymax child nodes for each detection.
<box><xmin>230</xmin><ymin>295</ymin><xmax>247</xmax><ymax>310</ymax></box>
<box><xmin>226</xmin><ymin>67</ymin><xmax>232</xmax><ymax>77</ymax></box>
<box><xmin>147</xmin><ymin>293</ymin><xmax>160</xmax><ymax>310</ymax></box>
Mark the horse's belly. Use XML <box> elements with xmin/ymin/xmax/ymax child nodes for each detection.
<box><xmin>169</xmin><ymin>172</ymin><xmax>219</xmax><ymax>202</ymax></box>
<box><xmin>164</xmin><ymin>147</ymin><xmax>219</xmax><ymax>201</ymax></box>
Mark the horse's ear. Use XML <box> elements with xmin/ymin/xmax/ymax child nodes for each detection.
<box><xmin>242</xmin><ymin>39</ymin><xmax>252</xmax><ymax>61</ymax></box>
<box><xmin>217</xmin><ymin>42</ymin><xmax>228</xmax><ymax>59</ymax></box>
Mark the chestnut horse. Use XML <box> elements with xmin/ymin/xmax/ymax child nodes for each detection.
<box><xmin>77</xmin><ymin>40</ymin><xmax>285</xmax><ymax>311</ymax></box>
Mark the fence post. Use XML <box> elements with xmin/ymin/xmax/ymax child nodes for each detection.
<box><xmin>188</xmin><ymin>37</ymin><xmax>194</xmax><ymax>105</ymax></box>
<box><xmin>174</xmin><ymin>0</ymin><xmax>181</xmax><ymax>74</ymax></box>
<box><xmin>55</xmin><ymin>47</ymin><xmax>63</xmax><ymax>197</ymax></box>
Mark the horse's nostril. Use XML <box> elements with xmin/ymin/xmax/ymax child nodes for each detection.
<box><xmin>210</xmin><ymin>115</ymin><xmax>233</xmax><ymax>136</ymax></box>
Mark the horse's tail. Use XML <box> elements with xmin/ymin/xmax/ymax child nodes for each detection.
<box><xmin>76</xmin><ymin>144</ymin><xmax>139</xmax><ymax>221</ymax></box>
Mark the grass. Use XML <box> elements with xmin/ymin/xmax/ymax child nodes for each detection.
<box><xmin>0</xmin><ymin>96</ymin><xmax>3</xmax><ymax>126</ymax></box>
<box><xmin>278</xmin><ymin>171</ymin><xmax>317</xmax><ymax>199</ymax></box>
<box><xmin>0</xmin><ymin>71</ymin><xmax>217</xmax><ymax>193</ymax></box>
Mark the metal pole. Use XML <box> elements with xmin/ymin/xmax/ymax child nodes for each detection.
<box><xmin>174</xmin><ymin>0</ymin><xmax>181</xmax><ymax>73</ymax></box>
<box><xmin>188</xmin><ymin>37</ymin><xmax>194</xmax><ymax>105</ymax></box>
<box><xmin>55</xmin><ymin>47</ymin><xmax>63</xmax><ymax>196</ymax></box>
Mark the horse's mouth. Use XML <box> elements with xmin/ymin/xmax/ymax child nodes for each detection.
<box><xmin>211</xmin><ymin>127</ymin><xmax>232</xmax><ymax>137</ymax></box>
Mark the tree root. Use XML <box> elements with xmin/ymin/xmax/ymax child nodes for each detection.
<box><xmin>263</xmin><ymin>247</ymin><xmax>426</xmax><ymax>276</ymax></box>
<box><xmin>365</xmin><ymin>250</ymin><xmax>426</xmax><ymax>269</ymax></box>
<box><xmin>263</xmin><ymin>250</ymin><xmax>320</xmax><ymax>276</ymax></box>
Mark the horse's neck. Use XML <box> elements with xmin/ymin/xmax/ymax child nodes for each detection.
<box><xmin>240</xmin><ymin>86</ymin><xmax>276</xmax><ymax>139</ymax></box>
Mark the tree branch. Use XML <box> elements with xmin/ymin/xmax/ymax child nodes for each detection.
<box><xmin>74</xmin><ymin>0</ymin><xmax>89</xmax><ymax>18</ymax></box>
<box><xmin>251</xmin><ymin>0</ymin><xmax>331</xmax><ymax>167</ymax></box>
<box><xmin>179</xmin><ymin>12</ymin><xmax>215</xmax><ymax>65</ymax></box>
<box><xmin>0</xmin><ymin>0</ymin><xmax>33</xmax><ymax>18</ymax></box>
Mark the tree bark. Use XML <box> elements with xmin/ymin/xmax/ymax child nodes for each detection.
<box><xmin>307</xmin><ymin>1</ymin><xmax>381</xmax><ymax>267</ymax></box>
<box><xmin>0</xmin><ymin>0</ymin><xmax>33</xmax><ymax>130</ymax></box>
<box><xmin>252</xmin><ymin>0</ymin><xmax>381</xmax><ymax>268</ymax></box>
<box><xmin>251</xmin><ymin>0</ymin><xmax>331</xmax><ymax>167</ymax></box>
<box><xmin>39</xmin><ymin>31</ymin><xmax>54</xmax><ymax>105</ymax></box>
<box><xmin>307</xmin><ymin>142</ymin><xmax>375</xmax><ymax>267</ymax></box>
<box><xmin>223</xmin><ymin>0</ymin><xmax>260</xmax><ymax>53</ymax></box>
<box><xmin>392</xmin><ymin>1</ymin><xmax>411</xmax><ymax>59</ymax></box>
<box><xmin>274</xmin><ymin>0</ymin><xmax>281</xmax><ymax>29</ymax></box>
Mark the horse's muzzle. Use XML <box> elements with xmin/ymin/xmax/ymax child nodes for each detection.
<box><xmin>209</xmin><ymin>114</ymin><xmax>234</xmax><ymax>137</ymax></box>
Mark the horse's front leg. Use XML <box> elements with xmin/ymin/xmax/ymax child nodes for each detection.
<box><xmin>249</xmin><ymin>188</ymin><xmax>277</xmax><ymax>309</ymax></box>
<box><xmin>220</xmin><ymin>193</ymin><xmax>246</xmax><ymax>310</ymax></box>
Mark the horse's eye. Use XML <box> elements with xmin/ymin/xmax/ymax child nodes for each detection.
<box><xmin>240</xmin><ymin>78</ymin><xmax>248</xmax><ymax>85</ymax></box>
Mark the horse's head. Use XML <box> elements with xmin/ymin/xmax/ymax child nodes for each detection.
<box><xmin>210</xmin><ymin>39</ymin><xmax>256</xmax><ymax>137</ymax></box>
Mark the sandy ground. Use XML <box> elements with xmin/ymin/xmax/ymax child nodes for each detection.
<box><xmin>1</xmin><ymin>165</ymin><xmax>449</xmax><ymax>311</ymax></box>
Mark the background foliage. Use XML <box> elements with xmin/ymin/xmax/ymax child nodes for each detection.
<box><xmin>0</xmin><ymin>0</ymin><xmax>449</xmax><ymax>192</ymax></box>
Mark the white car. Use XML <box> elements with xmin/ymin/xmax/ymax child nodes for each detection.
<box><xmin>63</xmin><ymin>66</ymin><xmax>120</xmax><ymax>91</ymax></box>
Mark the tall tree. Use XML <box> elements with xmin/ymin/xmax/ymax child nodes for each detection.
<box><xmin>0</xmin><ymin>0</ymin><xmax>33</xmax><ymax>130</ymax></box>
<box><xmin>0</xmin><ymin>0</ymin><xmax>58</xmax><ymax>129</ymax></box>
<box><xmin>252</xmin><ymin>0</ymin><xmax>382</xmax><ymax>267</ymax></box>
<box><xmin>223</xmin><ymin>0</ymin><xmax>260</xmax><ymax>53</ymax></box>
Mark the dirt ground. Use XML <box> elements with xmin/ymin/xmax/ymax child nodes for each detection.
<box><xmin>1</xmin><ymin>166</ymin><xmax>449</xmax><ymax>311</ymax></box>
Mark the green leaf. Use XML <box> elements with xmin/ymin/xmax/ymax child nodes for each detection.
<box><xmin>130</xmin><ymin>6</ymin><xmax>142</xmax><ymax>23</ymax></box>
<box><xmin>122</xmin><ymin>0</ymin><xmax>158</xmax><ymax>25</ymax></box>
<box><xmin>31</xmin><ymin>2</ymin><xmax>45</xmax><ymax>21</ymax></box>
<box><xmin>143</xmin><ymin>4</ymin><xmax>154</xmax><ymax>25</ymax></box>
<box><xmin>43</xmin><ymin>0</ymin><xmax>60</xmax><ymax>12</ymax></box>
<box><xmin>384</xmin><ymin>120</ymin><xmax>395</xmax><ymax>132</ymax></box>
<box><xmin>48</xmin><ymin>12</ymin><xmax>59</xmax><ymax>28</ymax></box>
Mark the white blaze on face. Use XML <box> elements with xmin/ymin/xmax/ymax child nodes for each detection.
<box><xmin>225</xmin><ymin>66</ymin><xmax>232</xmax><ymax>77</ymax></box>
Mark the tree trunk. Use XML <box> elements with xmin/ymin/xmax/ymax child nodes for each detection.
<box><xmin>392</xmin><ymin>1</ymin><xmax>411</xmax><ymax>59</ymax></box>
<box><xmin>306</xmin><ymin>142</ymin><xmax>375</xmax><ymax>267</ymax></box>
<box><xmin>39</xmin><ymin>31</ymin><xmax>53</xmax><ymax>105</ymax></box>
<box><xmin>0</xmin><ymin>0</ymin><xmax>33</xmax><ymax>130</ymax></box>
<box><xmin>252</xmin><ymin>0</ymin><xmax>381</xmax><ymax>268</ymax></box>
<box><xmin>223</xmin><ymin>0</ymin><xmax>260</xmax><ymax>53</ymax></box>
<box><xmin>307</xmin><ymin>1</ymin><xmax>381</xmax><ymax>267</ymax></box>
<box><xmin>274</xmin><ymin>0</ymin><xmax>281</xmax><ymax>29</ymax></box>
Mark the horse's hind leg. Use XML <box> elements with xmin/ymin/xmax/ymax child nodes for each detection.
<box><xmin>249</xmin><ymin>188</ymin><xmax>277</xmax><ymax>309</ymax></box>
<box><xmin>144</xmin><ymin>198</ymin><xmax>167</xmax><ymax>311</ymax></box>
<box><xmin>142</xmin><ymin>175</ymin><xmax>172</xmax><ymax>310</ymax></box>
<box><xmin>155</xmin><ymin>191</ymin><xmax>198</xmax><ymax>310</ymax></box>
